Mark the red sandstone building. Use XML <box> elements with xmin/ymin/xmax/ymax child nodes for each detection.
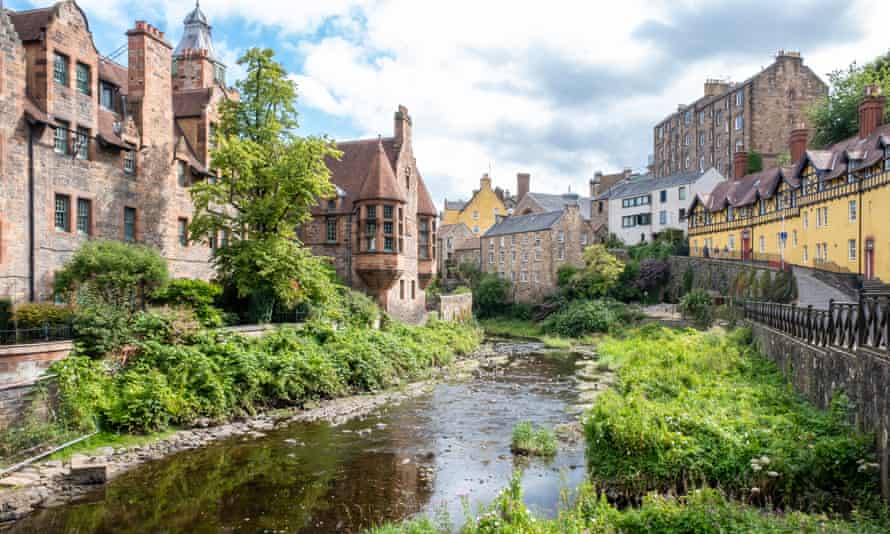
<box><xmin>299</xmin><ymin>106</ymin><xmax>438</xmax><ymax>322</ymax></box>
<box><xmin>0</xmin><ymin>1</ymin><xmax>232</xmax><ymax>302</ymax></box>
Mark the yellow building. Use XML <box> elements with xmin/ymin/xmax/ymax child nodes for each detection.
<box><xmin>441</xmin><ymin>174</ymin><xmax>509</xmax><ymax>236</ymax></box>
<box><xmin>688</xmin><ymin>86</ymin><xmax>890</xmax><ymax>282</ymax></box>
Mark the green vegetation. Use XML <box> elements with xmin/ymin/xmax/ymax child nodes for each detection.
<box><xmin>510</xmin><ymin>422</ymin><xmax>556</xmax><ymax>457</ymax></box>
<box><xmin>541</xmin><ymin>299</ymin><xmax>641</xmax><ymax>337</ymax></box>
<box><xmin>50</xmin><ymin>318</ymin><xmax>482</xmax><ymax>434</ymax></box>
<box><xmin>473</xmin><ymin>273</ymin><xmax>512</xmax><ymax>318</ymax></box>
<box><xmin>53</xmin><ymin>239</ymin><xmax>169</xmax><ymax>310</ymax></box>
<box><xmin>11</xmin><ymin>302</ymin><xmax>73</xmax><ymax>328</ymax></box>
<box><xmin>189</xmin><ymin>48</ymin><xmax>340</xmax><ymax>322</ymax></box>
<box><xmin>559</xmin><ymin>245</ymin><xmax>624</xmax><ymax>300</ymax></box>
<box><xmin>586</xmin><ymin>326</ymin><xmax>880</xmax><ymax>513</ymax></box>
<box><xmin>747</xmin><ymin>150</ymin><xmax>764</xmax><ymax>174</ymax></box>
<box><xmin>152</xmin><ymin>279</ymin><xmax>225</xmax><ymax>327</ymax></box>
<box><xmin>366</xmin><ymin>473</ymin><xmax>887</xmax><ymax>533</ymax></box>
<box><xmin>678</xmin><ymin>288</ymin><xmax>714</xmax><ymax>328</ymax></box>
<box><xmin>46</xmin><ymin>430</ymin><xmax>176</xmax><ymax>462</ymax></box>
<box><xmin>810</xmin><ymin>51</ymin><xmax>890</xmax><ymax>147</ymax></box>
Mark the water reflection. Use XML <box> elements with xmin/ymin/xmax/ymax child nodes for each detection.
<box><xmin>7</xmin><ymin>350</ymin><xmax>585</xmax><ymax>533</ymax></box>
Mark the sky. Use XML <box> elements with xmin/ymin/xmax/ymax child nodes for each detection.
<box><xmin>6</xmin><ymin>0</ymin><xmax>890</xmax><ymax>210</ymax></box>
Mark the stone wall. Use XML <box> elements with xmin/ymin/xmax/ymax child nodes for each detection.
<box><xmin>667</xmin><ymin>255</ymin><xmax>778</xmax><ymax>297</ymax></box>
<box><xmin>0</xmin><ymin>340</ymin><xmax>73</xmax><ymax>386</ymax></box>
<box><xmin>0</xmin><ymin>376</ymin><xmax>56</xmax><ymax>433</ymax></box>
<box><xmin>439</xmin><ymin>293</ymin><xmax>472</xmax><ymax>322</ymax></box>
<box><xmin>750</xmin><ymin>322</ymin><xmax>890</xmax><ymax>497</ymax></box>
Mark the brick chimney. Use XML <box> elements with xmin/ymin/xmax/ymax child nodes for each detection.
<box><xmin>733</xmin><ymin>151</ymin><xmax>748</xmax><ymax>180</ymax></box>
<box><xmin>704</xmin><ymin>79</ymin><xmax>730</xmax><ymax>97</ymax></box>
<box><xmin>789</xmin><ymin>124</ymin><xmax>808</xmax><ymax>164</ymax></box>
<box><xmin>127</xmin><ymin>21</ymin><xmax>173</xmax><ymax>144</ymax></box>
<box><xmin>590</xmin><ymin>171</ymin><xmax>602</xmax><ymax>198</ymax></box>
<box><xmin>394</xmin><ymin>105</ymin><xmax>411</xmax><ymax>148</ymax></box>
<box><xmin>859</xmin><ymin>85</ymin><xmax>886</xmax><ymax>139</ymax></box>
<box><xmin>480</xmin><ymin>173</ymin><xmax>492</xmax><ymax>190</ymax></box>
<box><xmin>516</xmin><ymin>173</ymin><xmax>530</xmax><ymax>202</ymax></box>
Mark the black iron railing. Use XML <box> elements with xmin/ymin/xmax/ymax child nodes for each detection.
<box><xmin>744</xmin><ymin>293</ymin><xmax>890</xmax><ymax>352</ymax></box>
<box><xmin>0</xmin><ymin>323</ymin><xmax>75</xmax><ymax>346</ymax></box>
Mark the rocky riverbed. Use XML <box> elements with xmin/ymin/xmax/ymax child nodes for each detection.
<box><xmin>0</xmin><ymin>340</ymin><xmax>612</xmax><ymax>531</ymax></box>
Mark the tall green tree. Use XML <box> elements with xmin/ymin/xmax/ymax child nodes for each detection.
<box><xmin>809</xmin><ymin>51</ymin><xmax>890</xmax><ymax>148</ymax></box>
<box><xmin>190</xmin><ymin>48</ymin><xmax>340</xmax><ymax>320</ymax></box>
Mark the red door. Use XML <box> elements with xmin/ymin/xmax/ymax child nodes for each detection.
<box><xmin>741</xmin><ymin>230</ymin><xmax>751</xmax><ymax>261</ymax></box>
<box><xmin>865</xmin><ymin>239</ymin><xmax>875</xmax><ymax>280</ymax></box>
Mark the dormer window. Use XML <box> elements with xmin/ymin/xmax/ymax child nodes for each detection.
<box><xmin>759</xmin><ymin>199</ymin><xmax>766</xmax><ymax>215</ymax></box>
<box><xmin>100</xmin><ymin>82</ymin><xmax>115</xmax><ymax>110</ymax></box>
<box><xmin>885</xmin><ymin>145</ymin><xmax>890</xmax><ymax>171</ymax></box>
<box><xmin>727</xmin><ymin>205</ymin><xmax>734</xmax><ymax>222</ymax></box>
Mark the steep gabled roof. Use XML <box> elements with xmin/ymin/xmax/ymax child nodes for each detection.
<box><xmin>357</xmin><ymin>138</ymin><xmax>407</xmax><ymax>203</ymax></box>
<box><xmin>325</xmin><ymin>137</ymin><xmax>401</xmax><ymax>210</ymax></box>
<box><xmin>416</xmin><ymin>173</ymin><xmax>437</xmax><ymax>216</ymax></box>
<box><xmin>173</xmin><ymin>88</ymin><xmax>213</xmax><ymax>118</ymax></box>
<box><xmin>483</xmin><ymin>210</ymin><xmax>564</xmax><ymax>238</ymax></box>
<box><xmin>792</xmin><ymin>123</ymin><xmax>890</xmax><ymax>182</ymax></box>
<box><xmin>97</xmin><ymin>108</ymin><xmax>134</xmax><ymax>149</ymax></box>
<box><xmin>98</xmin><ymin>58</ymin><xmax>128</xmax><ymax>94</ymax></box>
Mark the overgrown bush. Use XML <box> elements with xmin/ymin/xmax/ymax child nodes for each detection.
<box><xmin>585</xmin><ymin>326</ymin><xmax>881</xmax><ymax>513</ymax></box>
<box><xmin>72</xmin><ymin>296</ymin><xmax>135</xmax><ymax>358</ymax></box>
<box><xmin>12</xmin><ymin>302</ymin><xmax>73</xmax><ymax>328</ymax></box>
<box><xmin>474</xmin><ymin>274</ymin><xmax>510</xmax><ymax>318</ymax></box>
<box><xmin>152</xmin><ymin>279</ymin><xmax>224</xmax><ymax>327</ymax></box>
<box><xmin>679</xmin><ymin>289</ymin><xmax>713</xmax><ymax>328</ymax></box>
<box><xmin>541</xmin><ymin>299</ymin><xmax>638</xmax><ymax>337</ymax></box>
<box><xmin>54</xmin><ymin>240</ymin><xmax>169</xmax><ymax>310</ymax></box>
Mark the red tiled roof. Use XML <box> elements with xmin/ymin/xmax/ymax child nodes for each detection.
<box><xmin>173</xmin><ymin>88</ymin><xmax>212</xmax><ymax>118</ymax></box>
<box><xmin>416</xmin><ymin>171</ymin><xmax>437</xmax><ymax>216</ymax></box>
<box><xmin>357</xmin><ymin>139</ymin><xmax>407</xmax><ymax>203</ymax></box>
<box><xmin>8</xmin><ymin>7</ymin><xmax>53</xmax><ymax>41</ymax></box>
<box><xmin>793</xmin><ymin>123</ymin><xmax>890</xmax><ymax>181</ymax></box>
<box><xmin>174</xmin><ymin>120</ymin><xmax>208</xmax><ymax>175</ymax></box>
<box><xmin>325</xmin><ymin>137</ymin><xmax>401</xmax><ymax>210</ymax></box>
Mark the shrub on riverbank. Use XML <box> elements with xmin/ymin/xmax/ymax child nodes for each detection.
<box><xmin>585</xmin><ymin>325</ymin><xmax>880</xmax><ymax>513</ymax></box>
<box><xmin>540</xmin><ymin>299</ymin><xmax>641</xmax><ymax>337</ymax></box>
<box><xmin>51</xmin><ymin>319</ymin><xmax>482</xmax><ymax>433</ymax></box>
<box><xmin>510</xmin><ymin>422</ymin><xmax>556</xmax><ymax>457</ymax></box>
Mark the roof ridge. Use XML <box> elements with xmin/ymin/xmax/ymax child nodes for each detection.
<box><xmin>338</xmin><ymin>136</ymin><xmax>395</xmax><ymax>146</ymax></box>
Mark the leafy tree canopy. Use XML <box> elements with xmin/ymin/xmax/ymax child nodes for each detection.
<box><xmin>809</xmin><ymin>51</ymin><xmax>890</xmax><ymax>148</ymax></box>
<box><xmin>189</xmin><ymin>48</ymin><xmax>341</xmax><ymax>312</ymax></box>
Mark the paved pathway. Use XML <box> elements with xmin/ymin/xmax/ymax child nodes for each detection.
<box><xmin>794</xmin><ymin>268</ymin><xmax>856</xmax><ymax>309</ymax></box>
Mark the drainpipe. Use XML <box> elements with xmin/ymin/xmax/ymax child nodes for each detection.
<box><xmin>858</xmin><ymin>181</ymin><xmax>863</xmax><ymax>284</ymax></box>
<box><xmin>27</xmin><ymin>125</ymin><xmax>36</xmax><ymax>302</ymax></box>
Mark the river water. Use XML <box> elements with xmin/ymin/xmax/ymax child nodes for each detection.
<box><xmin>8</xmin><ymin>342</ymin><xmax>592</xmax><ymax>533</ymax></box>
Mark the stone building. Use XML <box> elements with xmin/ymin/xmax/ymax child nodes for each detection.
<box><xmin>512</xmin><ymin>174</ymin><xmax>605</xmax><ymax>246</ymax></box>
<box><xmin>437</xmin><ymin>222</ymin><xmax>475</xmax><ymax>275</ymax></box>
<box><xmin>299</xmin><ymin>106</ymin><xmax>437</xmax><ymax>323</ymax></box>
<box><xmin>0</xmin><ymin>1</ymin><xmax>232</xmax><ymax>302</ymax></box>
<box><xmin>588</xmin><ymin>168</ymin><xmax>634</xmax><ymax>237</ymax></box>
<box><xmin>653</xmin><ymin>51</ymin><xmax>827</xmax><ymax>180</ymax></box>
<box><xmin>481</xmin><ymin>205</ymin><xmax>587</xmax><ymax>303</ymax></box>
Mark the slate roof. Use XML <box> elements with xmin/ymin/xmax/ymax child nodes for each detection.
<box><xmin>324</xmin><ymin>137</ymin><xmax>402</xmax><ymax>212</ymax></box>
<box><xmin>357</xmin><ymin>139</ymin><xmax>407</xmax><ymax>203</ymax></box>
<box><xmin>97</xmin><ymin>109</ymin><xmax>133</xmax><ymax>149</ymax></box>
<box><xmin>791</xmin><ymin>123</ymin><xmax>890</xmax><ymax>182</ymax></box>
<box><xmin>98</xmin><ymin>59</ymin><xmax>128</xmax><ymax>94</ymax></box>
<box><xmin>604</xmin><ymin>171</ymin><xmax>706</xmax><ymax>200</ymax></box>
<box><xmin>174</xmin><ymin>3</ymin><xmax>216</xmax><ymax>60</ymax></box>
<box><xmin>8</xmin><ymin>7</ymin><xmax>53</xmax><ymax>41</ymax></box>
<box><xmin>444</xmin><ymin>200</ymin><xmax>467</xmax><ymax>211</ymax></box>
<box><xmin>483</xmin><ymin>211</ymin><xmax>564</xmax><ymax>238</ymax></box>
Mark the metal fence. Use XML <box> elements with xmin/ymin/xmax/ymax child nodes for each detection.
<box><xmin>0</xmin><ymin>323</ymin><xmax>75</xmax><ymax>346</ymax></box>
<box><xmin>744</xmin><ymin>293</ymin><xmax>890</xmax><ymax>352</ymax></box>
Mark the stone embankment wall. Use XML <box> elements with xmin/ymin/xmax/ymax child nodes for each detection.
<box><xmin>0</xmin><ymin>341</ymin><xmax>73</xmax><ymax>387</ymax></box>
<box><xmin>750</xmin><ymin>322</ymin><xmax>890</xmax><ymax>497</ymax></box>
<box><xmin>439</xmin><ymin>294</ymin><xmax>473</xmax><ymax>322</ymax></box>
<box><xmin>0</xmin><ymin>376</ymin><xmax>56</xmax><ymax>433</ymax></box>
<box><xmin>667</xmin><ymin>256</ymin><xmax>777</xmax><ymax>297</ymax></box>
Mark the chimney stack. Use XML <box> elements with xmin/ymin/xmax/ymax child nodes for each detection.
<box><xmin>394</xmin><ymin>105</ymin><xmax>411</xmax><ymax>148</ymax></box>
<box><xmin>516</xmin><ymin>173</ymin><xmax>530</xmax><ymax>202</ymax></box>
<box><xmin>733</xmin><ymin>151</ymin><xmax>748</xmax><ymax>180</ymax></box>
<box><xmin>859</xmin><ymin>85</ymin><xmax>886</xmax><ymax>139</ymax></box>
<box><xmin>480</xmin><ymin>173</ymin><xmax>492</xmax><ymax>190</ymax></box>
<box><xmin>704</xmin><ymin>79</ymin><xmax>730</xmax><ymax>97</ymax></box>
<box><xmin>590</xmin><ymin>171</ymin><xmax>602</xmax><ymax>198</ymax></box>
<box><xmin>789</xmin><ymin>124</ymin><xmax>808</xmax><ymax>164</ymax></box>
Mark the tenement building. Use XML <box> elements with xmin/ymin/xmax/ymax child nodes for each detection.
<box><xmin>0</xmin><ymin>1</ymin><xmax>233</xmax><ymax>302</ymax></box>
<box><xmin>688</xmin><ymin>86</ymin><xmax>890</xmax><ymax>282</ymax></box>
<box><xmin>299</xmin><ymin>106</ymin><xmax>438</xmax><ymax>322</ymax></box>
<box><xmin>481</xmin><ymin>203</ymin><xmax>587</xmax><ymax>303</ymax></box>
<box><xmin>653</xmin><ymin>51</ymin><xmax>826</xmax><ymax>180</ymax></box>
<box><xmin>605</xmin><ymin>169</ymin><xmax>725</xmax><ymax>245</ymax></box>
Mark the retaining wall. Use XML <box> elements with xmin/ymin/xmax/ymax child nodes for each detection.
<box><xmin>0</xmin><ymin>341</ymin><xmax>73</xmax><ymax>387</ymax></box>
<box><xmin>667</xmin><ymin>256</ymin><xmax>778</xmax><ymax>297</ymax></box>
<box><xmin>750</xmin><ymin>322</ymin><xmax>890</xmax><ymax>497</ymax></box>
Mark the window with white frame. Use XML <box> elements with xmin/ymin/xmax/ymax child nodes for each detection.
<box><xmin>678</xmin><ymin>186</ymin><xmax>686</xmax><ymax>201</ymax></box>
<box><xmin>803</xmin><ymin>211</ymin><xmax>809</xmax><ymax>229</ymax></box>
<box><xmin>684</xmin><ymin>134</ymin><xmax>690</xmax><ymax>146</ymax></box>
<box><xmin>659</xmin><ymin>210</ymin><xmax>667</xmax><ymax>224</ymax></box>
<box><xmin>488</xmin><ymin>251</ymin><xmax>495</xmax><ymax>264</ymax></box>
<box><xmin>54</xmin><ymin>121</ymin><xmax>69</xmax><ymax>155</ymax></box>
<box><xmin>849</xmin><ymin>239</ymin><xmax>857</xmax><ymax>261</ymax></box>
<box><xmin>792</xmin><ymin>230</ymin><xmax>798</xmax><ymax>247</ymax></box>
<box><xmin>729</xmin><ymin>234</ymin><xmax>735</xmax><ymax>251</ymax></box>
<box><xmin>849</xmin><ymin>200</ymin><xmax>857</xmax><ymax>222</ymax></box>
<box><xmin>734</xmin><ymin>114</ymin><xmax>743</xmax><ymax>131</ymax></box>
<box><xmin>699</xmin><ymin>156</ymin><xmax>705</xmax><ymax>172</ymax></box>
<box><xmin>558</xmin><ymin>245</ymin><xmax>565</xmax><ymax>260</ymax></box>
<box><xmin>803</xmin><ymin>245</ymin><xmax>809</xmax><ymax>262</ymax></box>
<box><xmin>472</xmin><ymin>210</ymin><xmax>479</xmax><ymax>220</ymax></box>
<box><xmin>759</xmin><ymin>235</ymin><xmax>765</xmax><ymax>253</ymax></box>
<box><xmin>499</xmin><ymin>250</ymin><xmax>505</xmax><ymax>263</ymax></box>
<box><xmin>735</xmin><ymin>90</ymin><xmax>744</xmax><ymax>107</ymax></box>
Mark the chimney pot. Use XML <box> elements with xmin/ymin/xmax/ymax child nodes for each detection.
<box><xmin>733</xmin><ymin>151</ymin><xmax>748</xmax><ymax>180</ymax></box>
<box><xmin>859</xmin><ymin>85</ymin><xmax>886</xmax><ymax>139</ymax></box>
<box><xmin>789</xmin><ymin>124</ymin><xmax>808</xmax><ymax>164</ymax></box>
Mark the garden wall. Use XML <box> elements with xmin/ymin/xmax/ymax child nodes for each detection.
<box><xmin>0</xmin><ymin>376</ymin><xmax>56</xmax><ymax>433</ymax></box>
<box><xmin>0</xmin><ymin>341</ymin><xmax>73</xmax><ymax>387</ymax></box>
<box><xmin>667</xmin><ymin>256</ymin><xmax>777</xmax><ymax>297</ymax></box>
<box><xmin>750</xmin><ymin>322</ymin><xmax>890</xmax><ymax>498</ymax></box>
<box><xmin>439</xmin><ymin>294</ymin><xmax>473</xmax><ymax>322</ymax></box>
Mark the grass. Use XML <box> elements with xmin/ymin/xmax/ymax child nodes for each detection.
<box><xmin>46</xmin><ymin>430</ymin><xmax>176</xmax><ymax>461</ymax></box>
<box><xmin>585</xmin><ymin>324</ymin><xmax>881</xmax><ymax>513</ymax></box>
<box><xmin>479</xmin><ymin>317</ymin><xmax>599</xmax><ymax>349</ymax></box>
<box><xmin>510</xmin><ymin>422</ymin><xmax>556</xmax><ymax>457</ymax></box>
<box><xmin>365</xmin><ymin>473</ymin><xmax>890</xmax><ymax>533</ymax></box>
